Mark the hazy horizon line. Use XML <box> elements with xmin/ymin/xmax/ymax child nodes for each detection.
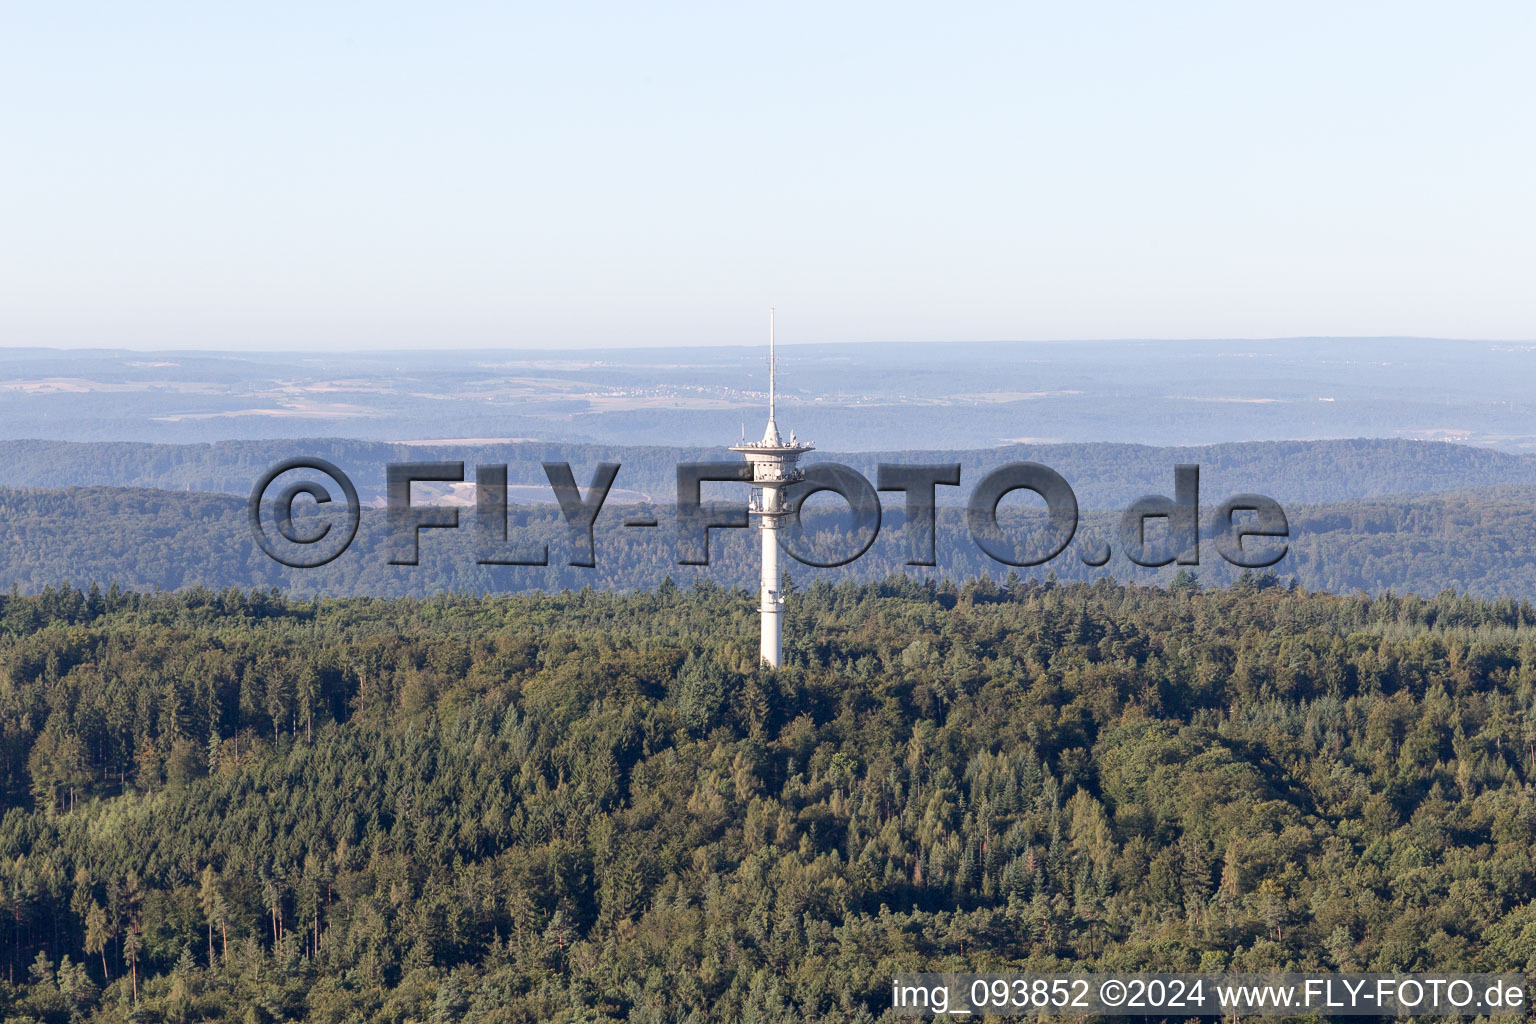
<box><xmin>1</xmin><ymin>334</ymin><xmax>1529</xmax><ymax>359</ymax></box>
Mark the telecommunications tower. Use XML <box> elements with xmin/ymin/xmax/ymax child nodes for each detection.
<box><xmin>730</xmin><ymin>310</ymin><xmax>813</xmax><ymax>668</ymax></box>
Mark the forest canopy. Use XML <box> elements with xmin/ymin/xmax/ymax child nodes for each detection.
<box><xmin>1</xmin><ymin>577</ymin><xmax>1535</xmax><ymax>1021</ymax></box>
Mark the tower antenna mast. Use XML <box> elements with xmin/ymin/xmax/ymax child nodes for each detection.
<box><xmin>769</xmin><ymin>307</ymin><xmax>776</xmax><ymax>423</ymax></box>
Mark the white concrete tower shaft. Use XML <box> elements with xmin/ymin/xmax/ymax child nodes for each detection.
<box><xmin>730</xmin><ymin>309</ymin><xmax>813</xmax><ymax>668</ymax></box>
<box><xmin>759</xmin><ymin>481</ymin><xmax>782</xmax><ymax>665</ymax></box>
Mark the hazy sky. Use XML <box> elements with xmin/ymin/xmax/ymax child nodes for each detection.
<box><xmin>3</xmin><ymin>2</ymin><xmax>1532</xmax><ymax>350</ymax></box>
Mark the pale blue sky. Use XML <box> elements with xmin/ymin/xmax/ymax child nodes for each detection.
<box><xmin>2</xmin><ymin>2</ymin><xmax>1532</xmax><ymax>349</ymax></box>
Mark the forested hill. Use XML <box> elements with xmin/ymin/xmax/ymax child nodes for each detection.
<box><xmin>5</xmin><ymin>437</ymin><xmax>1534</xmax><ymax>507</ymax></box>
<box><xmin>2</xmin><ymin>580</ymin><xmax>1535</xmax><ymax>1021</ymax></box>
<box><xmin>4</xmin><ymin>484</ymin><xmax>1536</xmax><ymax>600</ymax></box>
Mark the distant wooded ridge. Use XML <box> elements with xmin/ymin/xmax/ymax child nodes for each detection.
<box><xmin>3</xmin><ymin>482</ymin><xmax>1536</xmax><ymax>600</ymax></box>
<box><xmin>4</xmin><ymin>437</ymin><xmax>1534</xmax><ymax>507</ymax></box>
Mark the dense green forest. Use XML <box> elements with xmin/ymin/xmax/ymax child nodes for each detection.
<box><xmin>2</xmin><ymin>578</ymin><xmax>1536</xmax><ymax>1021</ymax></box>
<box><xmin>4</xmin><ymin>437</ymin><xmax>1533</xmax><ymax>506</ymax></box>
<box><xmin>4</xmin><ymin>483</ymin><xmax>1536</xmax><ymax>599</ymax></box>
